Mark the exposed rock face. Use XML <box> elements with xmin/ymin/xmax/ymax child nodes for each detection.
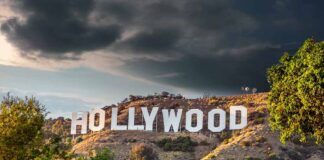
<box><xmin>70</xmin><ymin>93</ymin><xmax>324</xmax><ymax>160</ymax></box>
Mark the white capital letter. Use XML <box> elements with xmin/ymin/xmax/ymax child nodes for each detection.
<box><xmin>208</xmin><ymin>109</ymin><xmax>225</xmax><ymax>132</ymax></box>
<box><xmin>142</xmin><ymin>107</ymin><xmax>158</xmax><ymax>131</ymax></box>
<box><xmin>162</xmin><ymin>109</ymin><xmax>182</xmax><ymax>132</ymax></box>
<box><xmin>230</xmin><ymin>106</ymin><xmax>247</xmax><ymax>130</ymax></box>
<box><xmin>111</xmin><ymin>108</ymin><xmax>127</xmax><ymax>130</ymax></box>
<box><xmin>71</xmin><ymin>112</ymin><xmax>88</xmax><ymax>134</ymax></box>
<box><xmin>185</xmin><ymin>109</ymin><xmax>203</xmax><ymax>132</ymax></box>
<box><xmin>128</xmin><ymin>107</ymin><xmax>144</xmax><ymax>130</ymax></box>
<box><xmin>89</xmin><ymin>108</ymin><xmax>105</xmax><ymax>132</ymax></box>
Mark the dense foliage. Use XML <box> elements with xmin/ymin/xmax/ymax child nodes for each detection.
<box><xmin>156</xmin><ymin>136</ymin><xmax>198</xmax><ymax>152</ymax></box>
<box><xmin>267</xmin><ymin>38</ymin><xmax>324</xmax><ymax>144</ymax></box>
<box><xmin>0</xmin><ymin>95</ymin><xmax>46</xmax><ymax>159</ymax></box>
<box><xmin>0</xmin><ymin>94</ymin><xmax>75</xmax><ymax>159</ymax></box>
<box><xmin>90</xmin><ymin>148</ymin><xmax>114</xmax><ymax>160</ymax></box>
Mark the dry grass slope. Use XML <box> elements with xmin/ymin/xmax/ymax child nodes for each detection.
<box><xmin>70</xmin><ymin>93</ymin><xmax>324</xmax><ymax>160</ymax></box>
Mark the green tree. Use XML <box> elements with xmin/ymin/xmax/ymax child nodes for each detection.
<box><xmin>267</xmin><ymin>38</ymin><xmax>324</xmax><ymax>144</ymax></box>
<box><xmin>0</xmin><ymin>94</ymin><xmax>46</xmax><ymax>159</ymax></box>
<box><xmin>51</xmin><ymin>120</ymin><xmax>64</xmax><ymax>135</ymax></box>
<box><xmin>35</xmin><ymin>134</ymin><xmax>71</xmax><ymax>160</ymax></box>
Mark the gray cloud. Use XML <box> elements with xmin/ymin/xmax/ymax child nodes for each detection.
<box><xmin>1</xmin><ymin>0</ymin><xmax>122</xmax><ymax>59</ymax></box>
<box><xmin>115</xmin><ymin>28</ymin><xmax>182</xmax><ymax>54</ymax></box>
<box><xmin>120</xmin><ymin>44</ymin><xmax>286</xmax><ymax>93</ymax></box>
<box><xmin>95</xmin><ymin>1</ymin><xmax>137</xmax><ymax>22</ymax></box>
<box><xmin>1</xmin><ymin>0</ymin><xmax>323</xmax><ymax>94</ymax></box>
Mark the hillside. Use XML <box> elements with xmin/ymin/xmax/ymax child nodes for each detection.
<box><xmin>62</xmin><ymin>93</ymin><xmax>324</xmax><ymax>160</ymax></box>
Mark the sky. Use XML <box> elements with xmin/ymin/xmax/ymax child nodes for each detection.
<box><xmin>0</xmin><ymin>0</ymin><xmax>323</xmax><ymax>118</ymax></box>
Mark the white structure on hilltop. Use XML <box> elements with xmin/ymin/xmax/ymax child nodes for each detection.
<box><xmin>241</xmin><ymin>86</ymin><xmax>257</xmax><ymax>94</ymax></box>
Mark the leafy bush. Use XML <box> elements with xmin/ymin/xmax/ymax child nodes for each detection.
<box><xmin>249</xmin><ymin>111</ymin><xmax>266</xmax><ymax>125</ymax></box>
<box><xmin>35</xmin><ymin>134</ymin><xmax>71</xmax><ymax>159</ymax></box>
<box><xmin>91</xmin><ymin>148</ymin><xmax>114</xmax><ymax>160</ymax></box>
<box><xmin>0</xmin><ymin>94</ymin><xmax>46</xmax><ymax>159</ymax></box>
<box><xmin>254</xmin><ymin>117</ymin><xmax>265</xmax><ymax>125</ymax></box>
<box><xmin>130</xmin><ymin>143</ymin><xmax>158</xmax><ymax>160</ymax></box>
<box><xmin>156</xmin><ymin>136</ymin><xmax>198</xmax><ymax>152</ymax></box>
<box><xmin>267</xmin><ymin>38</ymin><xmax>324</xmax><ymax>144</ymax></box>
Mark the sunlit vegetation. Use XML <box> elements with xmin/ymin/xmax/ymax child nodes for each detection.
<box><xmin>267</xmin><ymin>38</ymin><xmax>324</xmax><ymax>144</ymax></box>
<box><xmin>0</xmin><ymin>94</ymin><xmax>46</xmax><ymax>159</ymax></box>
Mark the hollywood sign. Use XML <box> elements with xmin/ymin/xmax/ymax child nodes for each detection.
<box><xmin>71</xmin><ymin>106</ymin><xmax>247</xmax><ymax>135</ymax></box>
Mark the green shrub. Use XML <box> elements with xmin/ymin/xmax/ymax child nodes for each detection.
<box><xmin>35</xmin><ymin>134</ymin><xmax>71</xmax><ymax>159</ymax></box>
<box><xmin>91</xmin><ymin>147</ymin><xmax>114</xmax><ymax>160</ymax></box>
<box><xmin>130</xmin><ymin>143</ymin><xmax>157</xmax><ymax>160</ymax></box>
<box><xmin>156</xmin><ymin>136</ymin><xmax>197</xmax><ymax>152</ymax></box>
<box><xmin>254</xmin><ymin>117</ymin><xmax>264</xmax><ymax>125</ymax></box>
<box><xmin>267</xmin><ymin>38</ymin><xmax>324</xmax><ymax>144</ymax></box>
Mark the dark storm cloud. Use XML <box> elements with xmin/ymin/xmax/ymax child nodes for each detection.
<box><xmin>182</xmin><ymin>0</ymin><xmax>256</xmax><ymax>31</ymax></box>
<box><xmin>120</xmin><ymin>45</ymin><xmax>285</xmax><ymax>94</ymax></box>
<box><xmin>115</xmin><ymin>28</ymin><xmax>182</xmax><ymax>53</ymax></box>
<box><xmin>1</xmin><ymin>0</ymin><xmax>324</xmax><ymax>93</ymax></box>
<box><xmin>0</xmin><ymin>0</ymin><xmax>122</xmax><ymax>59</ymax></box>
<box><xmin>96</xmin><ymin>1</ymin><xmax>136</xmax><ymax>22</ymax></box>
